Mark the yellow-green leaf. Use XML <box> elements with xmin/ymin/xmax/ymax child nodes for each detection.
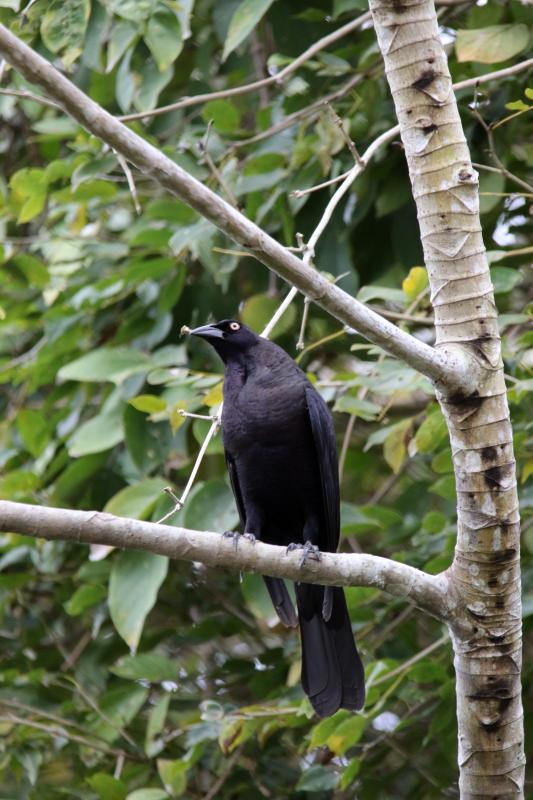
<box><xmin>402</xmin><ymin>267</ymin><xmax>428</xmax><ymax>301</ymax></box>
<box><xmin>456</xmin><ymin>25</ymin><xmax>530</xmax><ymax>64</ymax></box>
<box><xmin>383</xmin><ymin>418</ymin><xmax>411</xmax><ymax>474</ymax></box>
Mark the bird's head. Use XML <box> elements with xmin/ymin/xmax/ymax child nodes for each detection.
<box><xmin>188</xmin><ymin>319</ymin><xmax>260</xmax><ymax>363</ymax></box>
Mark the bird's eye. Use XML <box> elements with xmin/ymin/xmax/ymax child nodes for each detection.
<box><xmin>229</xmin><ymin>322</ymin><xmax>241</xmax><ymax>331</ymax></box>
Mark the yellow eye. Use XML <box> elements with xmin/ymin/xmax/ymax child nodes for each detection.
<box><xmin>229</xmin><ymin>322</ymin><xmax>241</xmax><ymax>331</ymax></box>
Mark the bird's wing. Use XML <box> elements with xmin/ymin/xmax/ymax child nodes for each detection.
<box><xmin>224</xmin><ymin>451</ymin><xmax>246</xmax><ymax>529</ymax></box>
<box><xmin>304</xmin><ymin>384</ymin><xmax>340</xmax><ymax>554</ymax></box>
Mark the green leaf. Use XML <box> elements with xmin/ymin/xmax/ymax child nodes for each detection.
<box><xmin>64</xmin><ymin>583</ymin><xmax>107</xmax><ymax>615</ymax></box>
<box><xmin>431</xmin><ymin>449</ymin><xmax>453</xmax><ymax>474</ymax></box>
<box><xmin>295</xmin><ymin>765</ymin><xmax>338</xmax><ymax>791</ymax></box>
<box><xmin>402</xmin><ymin>266</ymin><xmax>428</xmax><ymax>301</ymax></box>
<box><xmin>383</xmin><ymin>419</ymin><xmax>412</xmax><ymax>473</ymax></box>
<box><xmin>102</xmin><ymin>0</ymin><xmax>157</xmax><ymax>22</ymax></box>
<box><xmin>222</xmin><ymin>0</ymin><xmax>276</xmax><ymax>61</ymax></box>
<box><xmin>183</xmin><ymin>481</ymin><xmax>239</xmax><ymax>532</ymax></box>
<box><xmin>87</xmin><ymin>774</ymin><xmax>127</xmax><ymax>800</ymax></box>
<box><xmin>157</xmin><ymin>759</ymin><xmax>188</xmax><ymax>796</ymax></box>
<box><xmin>88</xmin><ymin>684</ymin><xmax>149</xmax><ymax>743</ymax></box>
<box><xmin>309</xmin><ymin>711</ymin><xmax>351</xmax><ymax>749</ymax></box>
<box><xmin>326</xmin><ymin>715</ymin><xmax>367</xmax><ymax>755</ymax></box>
<box><xmin>415</xmin><ymin>408</ymin><xmax>448</xmax><ymax>454</ymax></box>
<box><xmin>340</xmin><ymin>758</ymin><xmax>361</xmax><ymax>790</ymax></box>
<box><xmin>58</xmin><ymin>347</ymin><xmax>150</xmax><ymax>384</ymax></box>
<box><xmin>218</xmin><ymin>717</ymin><xmax>258</xmax><ymax>755</ymax></box>
<box><xmin>505</xmin><ymin>100</ymin><xmax>530</xmax><ymax>112</ymax></box>
<box><xmin>116</xmin><ymin>46</ymin><xmax>135</xmax><ymax>112</ymax></box>
<box><xmin>109</xmin><ymin>552</ymin><xmax>168</xmax><ymax>651</ymax></box>
<box><xmin>333</xmin><ymin>0</ymin><xmax>366</xmax><ymax>17</ymax></box>
<box><xmin>456</xmin><ymin>25</ymin><xmax>530</xmax><ymax>64</ymax></box>
<box><xmin>202</xmin><ymin>99</ymin><xmax>241</xmax><ymax>134</ymax></box>
<box><xmin>104</xmin><ymin>479</ymin><xmax>169</xmax><ymax>519</ymax></box>
<box><xmin>17</xmin><ymin>409</ymin><xmax>49</xmax><ymax>457</ymax></box>
<box><xmin>430</xmin><ymin>475</ymin><xmax>456</xmax><ymax>501</ymax></box>
<box><xmin>241</xmin><ymin>574</ymin><xmax>280</xmax><ymax>621</ymax></box>
<box><xmin>145</xmin><ymin>10</ymin><xmax>183</xmax><ymax>72</ymax></box>
<box><xmin>422</xmin><ymin>511</ymin><xmax>447</xmax><ymax>534</ymax></box>
<box><xmin>333</xmin><ymin>395</ymin><xmax>381</xmax><ymax>421</ymax></box>
<box><xmin>357</xmin><ymin>285</ymin><xmax>405</xmax><ymax>304</ymax></box>
<box><xmin>241</xmin><ymin>293</ymin><xmax>296</xmax><ymax>337</ymax></box>
<box><xmin>491</xmin><ymin>266</ymin><xmax>521</xmax><ymax>294</ymax></box>
<box><xmin>107</xmin><ymin>20</ymin><xmax>138</xmax><ymax>72</ymax></box>
<box><xmin>128</xmin><ymin>395</ymin><xmax>168</xmax><ymax>414</ymax></box>
<box><xmin>479</xmin><ymin>170</ymin><xmax>506</xmax><ymax>214</ymax></box>
<box><xmin>10</xmin><ymin>168</ymin><xmax>48</xmax><ymax>223</ymax></box>
<box><xmin>67</xmin><ymin>408</ymin><xmax>124</xmax><ymax>457</ymax></box>
<box><xmin>145</xmin><ymin>695</ymin><xmax>170</xmax><ymax>756</ymax></box>
<box><xmin>111</xmin><ymin>652</ymin><xmax>177</xmax><ymax>682</ymax></box>
<box><xmin>41</xmin><ymin>0</ymin><xmax>90</xmax><ymax>65</ymax></box>
<box><xmin>126</xmin><ymin>792</ymin><xmax>168</xmax><ymax>800</ymax></box>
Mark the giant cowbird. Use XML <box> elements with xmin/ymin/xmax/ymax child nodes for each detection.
<box><xmin>189</xmin><ymin>319</ymin><xmax>365</xmax><ymax>717</ymax></box>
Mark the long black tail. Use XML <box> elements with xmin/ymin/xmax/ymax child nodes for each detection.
<box><xmin>297</xmin><ymin>584</ymin><xmax>365</xmax><ymax>718</ymax></box>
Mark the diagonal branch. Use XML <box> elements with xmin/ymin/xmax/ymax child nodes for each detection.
<box><xmin>0</xmin><ymin>500</ymin><xmax>450</xmax><ymax>621</ymax></box>
<box><xmin>0</xmin><ymin>24</ymin><xmax>474</xmax><ymax>395</ymax></box>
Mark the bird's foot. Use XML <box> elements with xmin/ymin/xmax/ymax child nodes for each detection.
<box><xmin>286</xmin><ymin>542</ymin><xmax>304</xmax><ymax>554</ymax></box>
<box><xmin>222</xmin><ymin>530</ymin><xmax>241</xmax><ymax>551</ymax></box>
<box><xmin>286</xmin><ymin>542</ymin><xmax>321</xmax><ymax>567</ymax></box>
<box><xmin>300</xmin><ymin>542</ymin><xmax>321</xmax><ymax>566</ymax></box>
<box><xmin>243</xmin><ymin>532</ymin><xmax>256</xmax><ymax>544</ymax></box>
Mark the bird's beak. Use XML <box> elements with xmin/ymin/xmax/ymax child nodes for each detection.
<box><xmin>188</xmin><ymin>324</ymin><xmax>224</xmax><ymax>340</ymax></box>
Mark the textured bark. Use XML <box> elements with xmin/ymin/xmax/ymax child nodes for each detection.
<box><xmin>368</xmin><ymin>1</ymin><xmax>524</xmax><ymax>796</ymax></box>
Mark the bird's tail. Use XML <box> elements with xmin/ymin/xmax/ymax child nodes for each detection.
<box><xmin>297</xmin><ymin>584</ymin><xmax>365</xmax><ymax>718</ymax></box>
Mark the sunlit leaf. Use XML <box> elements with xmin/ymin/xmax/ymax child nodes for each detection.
<box><xmin>456</xmin><ymin>25</ymin><xmax>530</xmax><ymax>64</ymax></box>
<box><xmin>222</xmin><ymin>0</ymin><xmax>276</xmax><ymax>61</ymax></box>
<box><xmin>109</xmin><ymin>551</ymin><xmax>168</xmax><ymax>651</ymax></box>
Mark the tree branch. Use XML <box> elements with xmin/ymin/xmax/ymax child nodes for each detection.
<box><xmin>0</xmin><ymin>501</ymin><xmax>450</xmax><ymax>621</ymax></box>
<box><xmin>0</xmin><ymin>23</ymin><xmax>474</xmax><ymax>396</ymax></box>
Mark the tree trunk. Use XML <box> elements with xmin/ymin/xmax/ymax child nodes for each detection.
<box><xmin>368</xmin><ymin>0</ymin><xmax>524</xmax><ymax>796</ymax></box>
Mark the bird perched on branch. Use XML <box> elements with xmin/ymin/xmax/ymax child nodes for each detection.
<box><xmin>189</xmin><ymin>319</ymin><xmax>365</xmax><ymax>717</ymax></box>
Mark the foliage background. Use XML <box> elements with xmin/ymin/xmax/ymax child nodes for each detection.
<box><xmin>0</xmin><ymin>0</ymin><xmax>531</xmax><ymax>797</ymax></box>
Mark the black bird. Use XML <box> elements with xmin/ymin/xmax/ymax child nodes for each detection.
<box><xmin>189</xmin><ymin>319</ymin><xmax>365</xmax><ymax>717</ymax></box>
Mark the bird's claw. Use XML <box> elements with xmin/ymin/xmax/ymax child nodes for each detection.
<box><xmin>286</xmin><ymin>542</ymin><xmax>321</xmax><ymax>566</ymax></box>
<box><xmin>300</xmin><ymin>542</ymin><xmax>321</xmax><ymax>567</ymax></box>
<box><xmin>286</xmin><ymin>542</ymin><xmax>303</xmax><ymax>554</ymax></box>
<box><xmin>222</xmin><ymin>531</ymin><xmax>256</xmax><ymax>550</ymax></box>
<box><xmin>222</xmin><ymin>530</ymin><xmax>241</xmax><ymax>551</ymax></box>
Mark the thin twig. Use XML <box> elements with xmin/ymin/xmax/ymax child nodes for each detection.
<box><xmin>470</xmin><ymin>107</ymin><xmax>533</xmax><ymax>195</ymax></box>
<box><xmin>370</xmin><ymin>632</ymin><xmax>450</xmax><ymax>688</ymax></box>
<box><xmin>326</xmin><ymin>101</ymin><xmax>363</xmax><ymax>165</ymax></box>
<box><xmin>115</xmin><ymin>151</ymin><xmax>141</xmax><ymax>214</ymax></box>
<box><xmin>294</xmin><ymin>59</ymin><xmax>533</xmax><ymax>198</ymax></box>
<box><xmin>119</xmin><ymin>13</ymin><xmax>372</xmax><ymax>122</ymax></box>
<box><xmin>296</xmin><ymin>296</ymin><xmax>311</xmax><ymax>350</ymax></box>
<box><xmin>0</xmin><ymin>713</ymin><xmax>136</xmax><ymax>759</ymax></box>
<box><xmin>0</xmin><ymin>86</ymin><xmax>59</xmax><ymax>108</ymax></box>
<box><xmin>202</xmin><ymin>745</ymin><xmax>243</xmax><ymax>800</ymax></box>
<box><xmin>199</xmin><ymin>120</ymin><xmax>239</xmax><ymax>208</ymax></box>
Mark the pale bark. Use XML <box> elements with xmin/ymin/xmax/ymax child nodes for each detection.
<box><xmin>368</xmin><ymin>0</ymin><xmax>524</xmax><ymax>796</ymax></box>
<box><xmin>0</xmin><ymin>501</ymin><xmax>449</xmax><ymax>620</ymax></box>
